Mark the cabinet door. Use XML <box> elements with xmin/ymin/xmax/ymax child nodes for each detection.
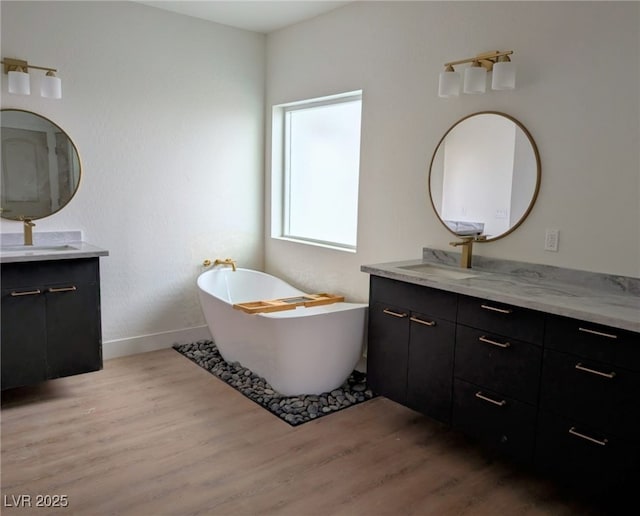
<box><xmin>1</xmin><ymin>287</ymin><xmax>47</xmax><ymax>390</ymax></box>
<box><xmin>406</xmin><ymin>312</ymin><xmax>455</xmax><ymax>424</ymax></box>
<box><xmin>367</xmin><ymin>302</ymin><xmax>410</xmax><ymax>405</ymax></box>
<box><xmin>45</xmin><ymin>282</ymin><xmax>102</xmax><ymax>379</ymax></box>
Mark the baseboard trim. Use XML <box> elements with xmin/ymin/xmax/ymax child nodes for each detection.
<box><xmin>103</xmin><ymin>325</ymin><xmax>212</xmax><ymax>360</ymax></box>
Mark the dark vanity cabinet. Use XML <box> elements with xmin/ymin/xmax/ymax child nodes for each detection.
<box><xmin>452</xmin><ymin>297</ymin><xmax>543</xmax><ymax>464</ymax></box>
<box><xmin>1</xmin><ymin>258</ymin><xmax>103</xmax><ymax>390</ymax></box>
<box><xmin>366</xmin><ymin>275</ymin><xmax>639</xmax><ymax>496</ymax></box>
<box><xmin>367</xmin><ymin>276</ymin><xmax>456</xmax><ymax>424</ymax></box>
<box><xmin>536</xmin><ymin>316</ymin><xmax>640</xmax><ymax>492</ymax></box>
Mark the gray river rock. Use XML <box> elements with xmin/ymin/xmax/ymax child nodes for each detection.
<box><xmin>174</xmin><ymin>340</ymin><xmax>375</xmax><ymax>426</ymax></box>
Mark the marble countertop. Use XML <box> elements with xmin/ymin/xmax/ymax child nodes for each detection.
<box><xmin>0</xmin><ymin>231</ymin><xmax>109</xmax><ymax>264</ymax></box>
<box><xmin>361</xmin><ymin>248</ymin><xmax>640</xmax><ymax>333</ymax></box>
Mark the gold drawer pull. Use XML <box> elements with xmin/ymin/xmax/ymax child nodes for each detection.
<box><xmin>383</xmin><ymin>308</ymin><xmax>408</xmax><ymax>318</ymax></box>
<box><xmin>10</xmin><ymin>289</ymin><xmax>41</xmax><ymax>297</ymax></box>
<box><xmin>480</xmin><ymin>304</ymin><xmax>513</xmax><ymax>314</ymax></box>
<box><xmin>568</xmin><ymin>427</ymin><xmax>608</xmax><ymax>446</ymax></box>
<box><xmin>48</xmin><ymin>286</ymin><xmax>77</xmax><ymax>293</ymax></box>
<box><xmin>578</xmin><ymin>327</ymin><xmax>618</xmax><ymax>340</ymax></box>
<box><xmin>410</xmin><ymin>316</ymin><xmax>436</xmax><ymax>327</ymax></box>
<box><xmin>479</xmin><ymin>335</ymin><xmax>511</xmax><ymax>348</ymax></box>
<box><xmin>475</xmin><ymin>391</ymin><xmax>506</xmax><ymax>407</ymax></box>
<box><xmin>575</xmin><ymin>362</ymin><xmax>616</xmax><ymax>379</ymax></box>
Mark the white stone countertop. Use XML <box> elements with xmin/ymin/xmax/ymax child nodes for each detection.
<box><xmin>361</xmin><ymin>248</ymin><xmax>640</xmax><ymax>333</ymax></box>
<box><xmin>0</xmin><ymin>231</ymin><xmax>109</xmax><ymax>264</ymax></box>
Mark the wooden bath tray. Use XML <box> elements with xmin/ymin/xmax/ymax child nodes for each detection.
<box><xmin>233</xmin><ymin>293</ymin><xmax>345</xmax><ymax>314</ymax></box>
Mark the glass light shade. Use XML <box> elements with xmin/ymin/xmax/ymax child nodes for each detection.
<box><xmin>463</xmin><ymin>66</ymin><xmax>487</xmax><ymax>94</ymax></box>
<box><xmin>438</xmin><ymin>69</ymin><xmax>461</xmax><ymax>98</ymax></box>
<box><xmin>41</xmin><ymin>74</ymin><xmax>62</xmax><ymax>99</ymax></box>
<box><xmin>492</xmin><ymin>61</ymin><xmax>516</xmax><ymax>90</ymax></box>
<box><xmin>8</xmin><ymin>70</ymin><xmax>30</xmax><ymax>95</ymax></box>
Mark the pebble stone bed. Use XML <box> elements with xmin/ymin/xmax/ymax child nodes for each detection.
<box><xmin>173</xmin><ymin>340</ymin><xmax>375</xmax><ymax>426</ymax></box>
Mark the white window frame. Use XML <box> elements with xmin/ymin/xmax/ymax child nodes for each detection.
<box><xmin>270</xmin><ymin>90</ymin><xmax>363</xmax><ymax>252</ymax></box>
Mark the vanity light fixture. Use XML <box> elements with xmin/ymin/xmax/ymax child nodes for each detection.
<box><xmin>2</xmin><ymin>57</ymin><xmax>62</xmax><ymax>99</ymax></box>
<box><xmin>438</xmin><ymin>50</ymin><xmax>515</xmax><ymax>98</ymax></box>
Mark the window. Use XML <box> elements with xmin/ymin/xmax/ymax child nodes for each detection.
<box><xmin>271</xmin><ymin>91</ymin><xmax>362</xmax><ymax>251</ymax></box>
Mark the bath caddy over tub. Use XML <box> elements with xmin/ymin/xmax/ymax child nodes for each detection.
<box><xmin>233</xmin><ymin>293</ymin><xmax>344</xmax><ymax>314</ymax></box>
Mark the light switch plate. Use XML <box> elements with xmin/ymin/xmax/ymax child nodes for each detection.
<box><xmin>545</xmin><ymin>229</ymin><xmax>559</xmax><ymax>252</ymax></box>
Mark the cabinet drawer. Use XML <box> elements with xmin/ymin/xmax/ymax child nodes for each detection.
<box><xmin>370</xmin><ymin>276</ymin><xmax>457</xmax><ymax>322</ymax></box>
<box><xmin>540</xmin><ymin>349</ymin><xmax>640</xmax><ymax>439</ymax></box>
<box><xmin>535</xmin><ymin>410</ymin><xmax>639</xmax><ymax>493</ymax></box>
<box><xmin>545</xmin><ymin>315</ymin><xmax>640</xmax><ymax>371</ymax></box>
<box><xmin>454</xmin><ymin>325</ymin><xmax>542</xmax><ymax>405</ymax></box>
<box><xmin>457</xmin><ymin>295</ymin><xmax>544</xmax><ymax>345</ymax></box>
<box><xmin>1</xmin><ymin>258</ymin><xmax>99</xmax><ymax>288</ymax></box>
<box><xmin>452</xmin><ymin>378</ymin><xmax>536</xmax><ymax>464</ymax></box>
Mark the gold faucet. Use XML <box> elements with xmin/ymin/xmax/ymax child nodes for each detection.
<box><xmin>213</xmin><ymin>258</ymin><xmax>237</xmax><ymax>272</ymax></box>
<box><xmin>21</xmin><ymin>217</ymin><xmax>35</xmax><ymax>246</ymax></box>
<box><xmin>449</xmin><ymin>237</ymin><xmax>474</xmax><ymax>268</ymax></box>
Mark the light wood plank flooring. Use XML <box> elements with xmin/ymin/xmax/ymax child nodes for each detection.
<box><xmin>1</xmin><ymin>349</ymin><xmax>608</xmax><ymax>515</ymax></box>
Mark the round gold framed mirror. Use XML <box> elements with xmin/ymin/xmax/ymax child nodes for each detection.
<box><xmin>429</xmin><ymin>111</ymin><xmax>540</xmax><ymax>242</ymax></box>
<box><xmin>1</xmin><ymin>109</ymin><xmax>81</xmax><ymax>221</ymax></box>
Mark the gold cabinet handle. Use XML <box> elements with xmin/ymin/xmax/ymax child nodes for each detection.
<box><xmin>48</xmin><ymin>286</ymin><xmax>77</xmax><ymax>293</ymax></box>
<box><xmin>475</xmin><ymin>391</ymin><xmax>506</xmax><ymax>407</ymax></box>
<box><xmin>479</xmin><ymin>335</ymin><xmax>511</xmax><ymax>348</ymax></box>
<box><xmin>383</xmin><ymin>308</ymin><xmax>408</xmax><ymax>318</ymax></box>
<box><xmin>578</xmin><ymin>327</ymin><xmax>618</xmax><ymax>340</ymax></box>
<box><xmin>575</xmin><ymin>362</ymin><xmax>616</xmax><ymax>379</ymax></box>
<box><xmin>10</xmin><ymin>289</ymin><xmax>41</xmax><ymax>297</ymax></box>
<box><xmin>480</xmin><ymin>304</ymin><xmax>512</xmax><ymax>314</ymax></box>
<box><xmin>568</xmin><ymin>427</ymin><xmax>608</xmax><ymax>446</ymax></box>
<box><xmin>410</xmin><ymin>316</ymin><xmax>436</xmax><ymax>327</ymax></box>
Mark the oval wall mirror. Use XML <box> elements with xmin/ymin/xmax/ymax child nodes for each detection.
<box><xmin>429</xmin><ymin>111</ymin><xmax>540</xmax><ymax>241</ymax></box>
<box><xmin>1</xmin><ymin>109</ymin><xmax>81</xmax><ymax>221</ymax></box>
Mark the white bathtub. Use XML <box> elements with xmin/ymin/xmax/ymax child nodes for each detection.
<box><xmin>196</xmin><ymin>268</ymin><xmax>367</xmax><ymax>396</ymax></box>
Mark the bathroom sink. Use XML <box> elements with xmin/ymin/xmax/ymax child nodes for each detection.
<box><xmin>397</xmin><ymin>263</ymin><xmax>478</xmax><ymax>280</ymax></box>
<box><xmin>0</xmin><ymin>244</ymin><xmax>78</xmax><ymax>253</ymax></box>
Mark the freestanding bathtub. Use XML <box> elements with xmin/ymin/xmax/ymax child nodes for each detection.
<box><xmin>197</xmin><ymin>268</ymin><xmax>367</xmax><ymax>396</ymax></box>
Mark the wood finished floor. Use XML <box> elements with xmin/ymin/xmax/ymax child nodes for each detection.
<box><xmin>1</xmin><ymin>349</ymin><xmax>608</xmax><ymax>515</ymax></box>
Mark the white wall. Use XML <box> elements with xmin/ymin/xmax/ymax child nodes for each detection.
<box><xmin>2</xmin><ymin>1</ymin><xmax>638</xmax><ymax>359</ymax></box>
<box><xmin>265</xmin><ymin>1</ymin><xmax>640</xmax><ymax>303</ymax></box>
<box><xmin>1</xmin><ymin>1</ymin><xmax>265</xmax><ymax>356</ymax></box>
